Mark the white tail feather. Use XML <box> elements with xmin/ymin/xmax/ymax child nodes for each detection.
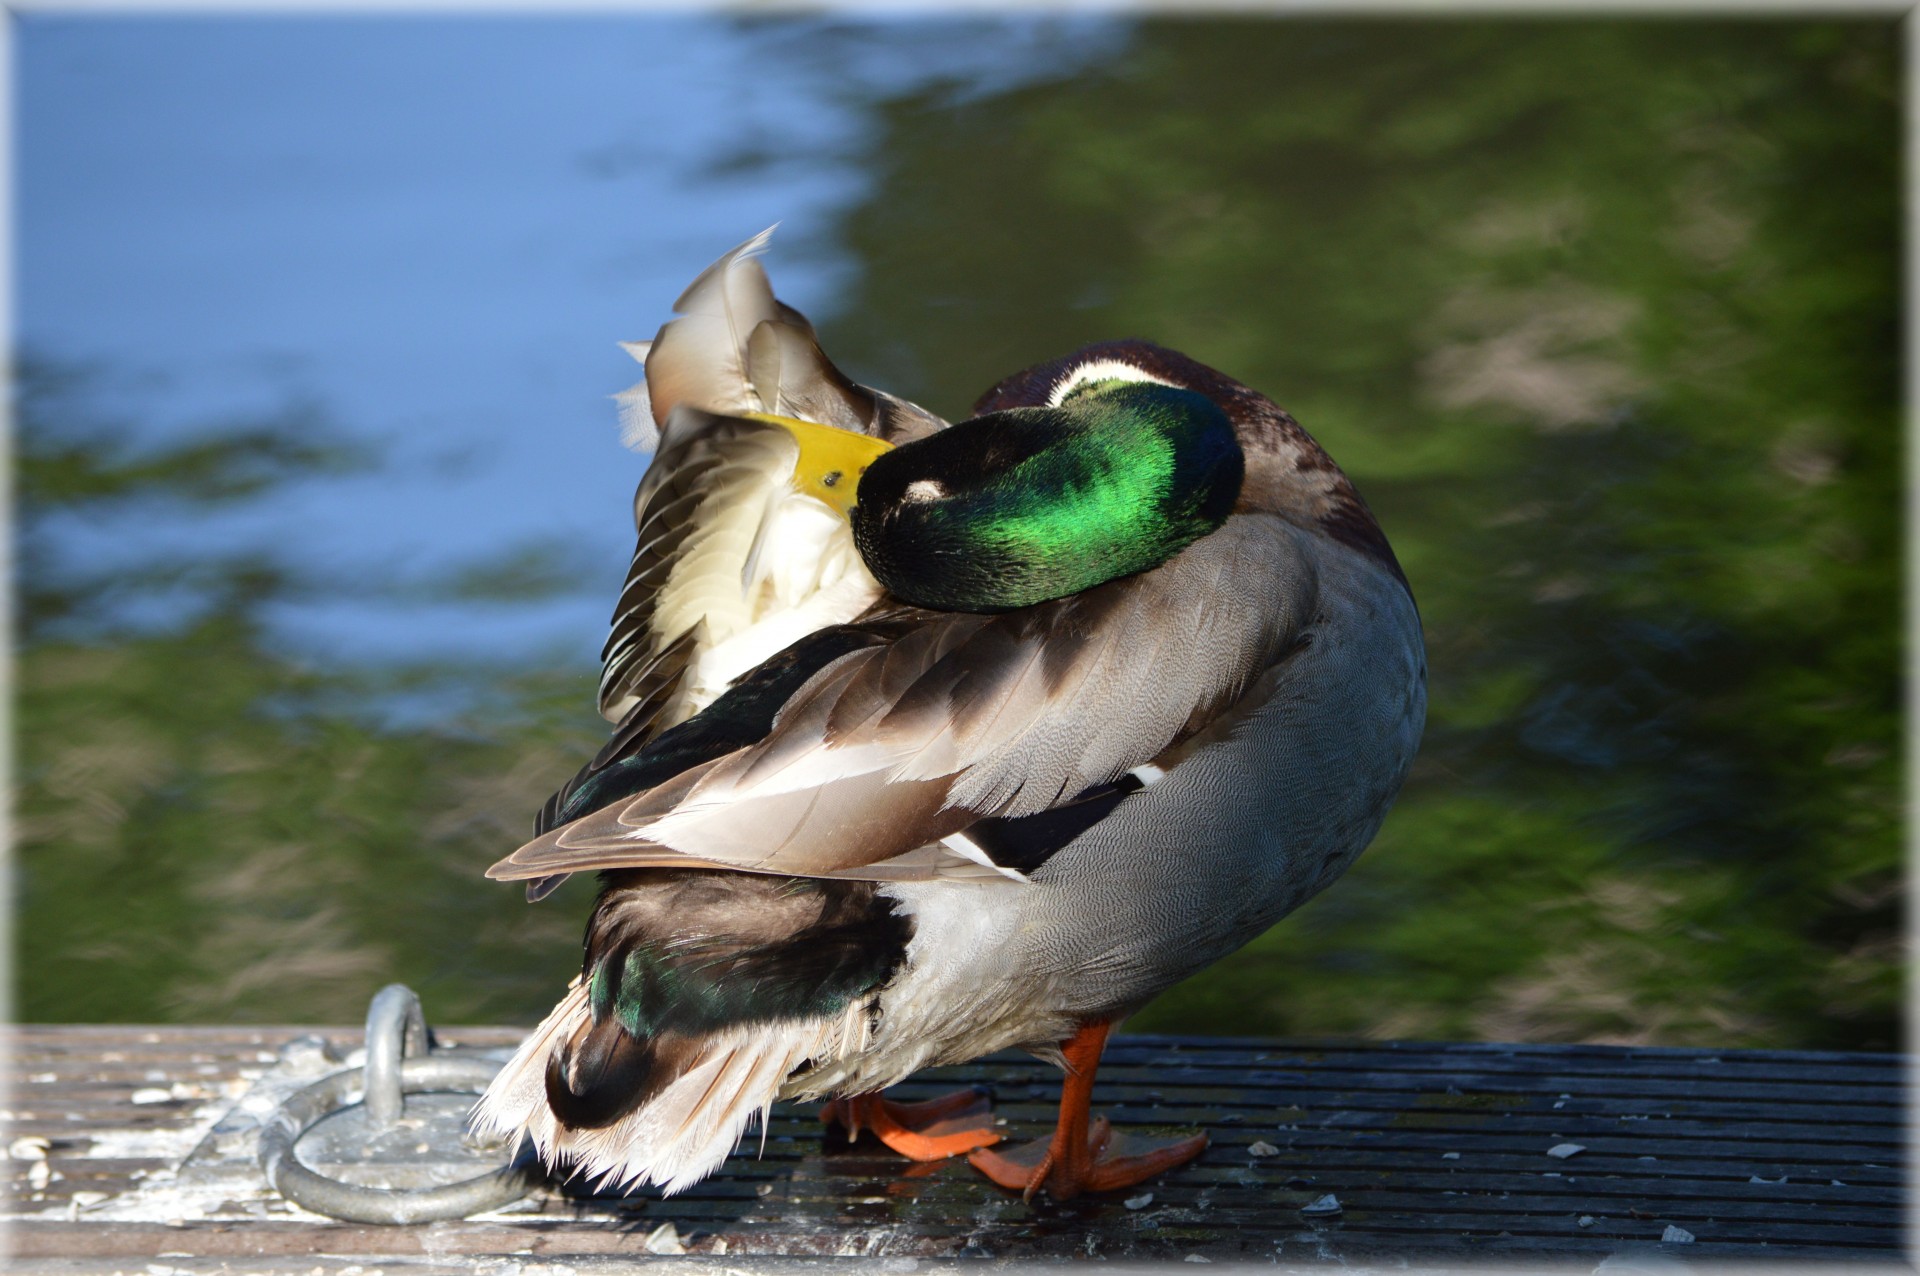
<box><xmin>471</xmin><ymin>978</ymin><xmax>873</xmax><ymax>1196</ymax></box>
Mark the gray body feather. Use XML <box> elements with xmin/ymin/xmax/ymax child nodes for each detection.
<box><xmin>795</xmin><ymin>528</ymin><xmax>1425</xmax><ymax>1095</ymax></box>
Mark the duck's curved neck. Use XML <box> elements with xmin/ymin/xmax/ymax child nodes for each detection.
<box><xmin>852</xmin><ymin>381</ymin><xmax>1244</xmax><ymax>612</ymax></box>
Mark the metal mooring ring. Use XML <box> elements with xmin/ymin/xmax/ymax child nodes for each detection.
<box><xmin>259</xmin><ymin>984</ymin><xmax>534</xmax><ymax>1224</ymax></box>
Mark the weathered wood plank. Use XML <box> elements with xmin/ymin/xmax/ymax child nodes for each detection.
<box><xmin>3</xmin><ymin>1024</ymin><xmax>1904</xmax><ymax>1271</ymax></box>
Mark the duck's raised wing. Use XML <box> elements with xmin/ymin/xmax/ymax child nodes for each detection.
<box><xmin>597</xmin><ymin>229</ymin><xmax>945</xmax><ymax>730</ymax></box>
<box><xmin>494</xmin><ymin>515</ymin><xmax>1314</xmax><ymax>885</ymax></box>
<box><xmin>597</xmin><ymin>409</ymin><xmax>817</xmax><ymax>738</ymax></box>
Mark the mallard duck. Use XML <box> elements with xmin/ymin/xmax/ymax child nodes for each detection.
<box><xmin>473</xmin><ymin>231</ymin><xmax>1427</xmax><ymax>1202</ymax></box>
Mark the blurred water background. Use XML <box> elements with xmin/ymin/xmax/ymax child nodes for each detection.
<box><xmin>16</xmin><ymin>16</ymin><xmax>1898</xmax><ymax>1049</ymax></box>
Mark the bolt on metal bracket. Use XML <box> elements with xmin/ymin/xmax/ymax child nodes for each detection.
<box><xmin>258</xmin><ymin>983</ymin><xmax>535</xmax><ymax>1224</ymax></box>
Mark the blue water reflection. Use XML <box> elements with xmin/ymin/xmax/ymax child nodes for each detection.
<box><xmin>15</xmin><ymin>16</ymin><xmax>1898</xmax><ymax>1050</ymax></box>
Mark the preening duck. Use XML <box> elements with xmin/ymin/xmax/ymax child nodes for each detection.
<box><xmin>474</xmin><ymin>231</ymin><xmax>1427</xmax><ymax>1202</ymax></box>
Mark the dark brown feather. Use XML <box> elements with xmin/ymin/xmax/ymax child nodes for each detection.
<box><xmin>540</xmin><ymin>869</ymin><xmax>913</xmax><ymax>1132</ymax></box>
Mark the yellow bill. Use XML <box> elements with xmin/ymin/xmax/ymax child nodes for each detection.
<box><xmin>746</xmin><ymin>412</ymin><xmax>895</xmax><ymax>517</ymax></box>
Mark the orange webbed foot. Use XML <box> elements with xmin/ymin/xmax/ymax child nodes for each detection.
<box><xmin>966</xmin><ymin>1019</ymin><xmax>1208</xmax><ymax>1201</ymax></box>
<box><xmin>821</xmin><ymin>1086</ymin><xmax>1001</xmax><ymax>1161</ymax></box>
<box><xmin>969</xmin><ymin>1114</ymin><xmax>1208</xmax><ymax>1201</ymax></box>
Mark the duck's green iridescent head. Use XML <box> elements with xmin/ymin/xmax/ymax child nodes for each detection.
<box><xmin>852</xmin><ymin>374</ymin><xmax>1244</xmax><ymax>612</ymax></box>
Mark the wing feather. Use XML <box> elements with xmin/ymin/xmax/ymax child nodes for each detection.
<box><xmin>494</xmin><ymin>516</ymin><xmax>1315</xmax><ymax>884</ymax></box>
<box><xmin>596</xmin><ymin>228</ymin><xmax>949</xmax><ymax>733</ymax></box>
<box><xmin>598</xmin><ymin>413</ymin><xmax>802</xmax><ymax>723</ymax></box>
<box><xmin>747</xmin><ymin>318</ymin><xmax>872</xmax><ymax>433</ymax></box>
<box><xmin>642</xmin><ymin>228</ymin><xmax>780</xmax><ymax>424</ymax></box>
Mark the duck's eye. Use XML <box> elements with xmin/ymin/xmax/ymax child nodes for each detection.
<box><xmin>821</xmin><ymin>470</ymin><xmax>843</xmax><ymax>488</ymax></box>
<box><xmin>904</xmin><ymin>479</ymin><xmax>947</xmax><ymax>503</ymax></box>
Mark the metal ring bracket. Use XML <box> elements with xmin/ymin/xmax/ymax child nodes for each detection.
<box><xmin>259</xmin><ymin>983</ymin><xmax>535</xmax><ymax>1224</ymax></box>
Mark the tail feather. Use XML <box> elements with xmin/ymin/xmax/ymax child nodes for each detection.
<box><xmin>542</xmin><ymin>1013</ymin><xmax>662</xmax><ymax>1130</ymax></box>
<box><xmin>472</xmin><ymin>982</ymin><xmax>871</xmax><ymax>1195</ymax></box>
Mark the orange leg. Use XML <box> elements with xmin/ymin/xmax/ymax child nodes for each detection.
<box><xmin>967</xmin><ymin>1020</ymin><xmax>1209</xmax><ymax>1201</ymax></box>
<box><xmin>820</xmin><ymin>1086</ymin><xmax>1000</xmax><ymax>1161</ymax></box>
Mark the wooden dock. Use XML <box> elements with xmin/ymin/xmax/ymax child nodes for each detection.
<box><xmin>4</xmin><ymin>1023</ymin><xmax>1906</xmax><ymax>1271</ymax></box>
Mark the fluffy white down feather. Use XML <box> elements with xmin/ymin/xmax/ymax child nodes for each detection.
<box><xmin>471</xmin><ymin>980</ymin><xmax>875</xmax><ymax>1195</ymax></box>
